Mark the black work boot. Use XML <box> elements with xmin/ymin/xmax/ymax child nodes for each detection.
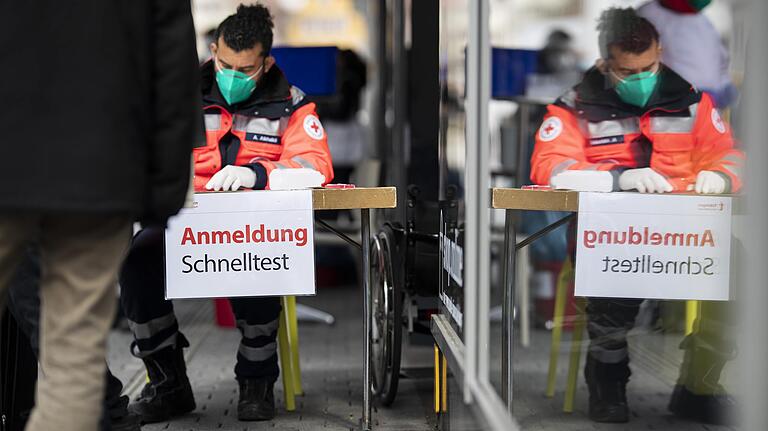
<box><xmin>237</xmin><ymin>378</ymin><xmax>276</xmax><ymax>421</ymax></box>
<box><xmin>128</xmin><ymin>345</ymin><xmax>196</xmax><ymax>423</ymax></box>
<box><xmin>585</xmin><ymin>356</ymin><xmax>630</xmax><ymax>423</ymax></box>
<box><xmin>669</xmin><ymin>335</ymin><xmax>736</xmax><ymax>425</ymax></box>
<box><xmin>102</xmin><ymin>370</ymin><xmax>142</xmax><ymax>431</ymax></box>
<box><xmin>108</xmin><ymin>411</ymin><xmax>142</xmax><ymax>431</ymax></box>
<box><xmin>668</xmin><ymin>384</ymin><xmax>736</xmax><ymax>426</ymax></box>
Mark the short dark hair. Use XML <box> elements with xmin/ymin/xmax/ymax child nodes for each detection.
<box><xmin>597</xmin><ymin>7</ymin><xmax>659</xmax><ymax>59</ymax></box>
<box><xmin>215</xmin><ymin>4</ymin><xmax>274</xmax><ymax>54</ymax></box>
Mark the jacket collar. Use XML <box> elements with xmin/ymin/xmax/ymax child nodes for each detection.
<box><xmin>574</xmin><ymin>65</ymin><xmax>701</xmax><ymax>120</ymax></box>
<box><xmin>200</xmin><ymin>60</ymin><xmax>293</xmax><ymax>110</ymax></box>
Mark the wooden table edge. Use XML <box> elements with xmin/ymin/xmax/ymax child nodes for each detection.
<box><xmin>490</xmin><ymin>188</ymin><xmax>579</xmax><ymax>212</ymax></box>
<box><xmin>312</xmin><ymin>186</ymin><xmax>397</xmax><ymax>210</ymax></box>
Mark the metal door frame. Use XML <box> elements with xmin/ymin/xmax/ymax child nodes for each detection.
<box><xmin>431</xmin><ymin>0</ymin><xmax>520</xmax><ymax>429</ymax></box>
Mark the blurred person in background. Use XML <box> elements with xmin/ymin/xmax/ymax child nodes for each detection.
<box><xmin>0</xmin><ymin>1</ymin><xmax>200</xmax><ymax>431</ymax></box>
<box><xmin>637</xmin><ymin>0</ymin><xmax>738</xmax><ymax>108</ymax></box>
<box><xmin>315</xmin><ymin>48</ymin><xmax>367</xmax><ymax>187</ymax></box>
<box><xmin>537</xmin><ymin>29</ymin><xmax>580</xmax><ymax>76</ymax></box>
<box><xmin>530</xmin><ymin>8</ymin><xmax>742</xmax><ymax>425</ymax></box>
<box><xmin>314</xmin><ymin>48</ymin><xmax>366</xmax><ymax>227</ymax></box>
<box><xmin>119</xmin><ymin>3</ymin><xmax>333</xmax><ymax>425</ymax></box>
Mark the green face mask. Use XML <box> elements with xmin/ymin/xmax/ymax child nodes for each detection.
<box><xmin>215</xmin><ymin>61</ymin><xmax>262</xmax><ymax>106</ymax></box>
<box><xmin>612</xmin><ymin>70</ymin><xmax>660</xmax><ymax>108</ymax></box>
<box><xmin>688</xmin><ymin>0</ymin><xmax>712</xmax><ymax>11</ymax></box>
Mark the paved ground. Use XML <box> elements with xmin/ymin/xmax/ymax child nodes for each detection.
<box><xmin>487</xmin><ymin>324</ymin><xmax>739</xmax><ymax>431</ymax></box>
<box><xmin>107</xmin><ymin>284</ymin><xmax>436</xmax><ymax>431</ymax></box>
<box><xmin>107</xmin><ymin>288</ymin><xmax>739</xmax><ymax>431</ymax></box>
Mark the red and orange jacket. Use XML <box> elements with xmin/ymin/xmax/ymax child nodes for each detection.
<box><xmin>530</xmin><ymin>67</ymin><xmax>743</xmax><ymax>192</ymax></box>
<box><xmin>194</xmin><ymin>61</ymin><xmax>334</xmax><ymax>191</ymax></box>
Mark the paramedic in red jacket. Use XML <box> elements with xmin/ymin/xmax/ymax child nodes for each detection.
<box><xmin>530</xmin><ymin>8</ymin><xmax>741</xmax><ymax>425</ymax></box>
<box><xmin>531</xmin><ymin>25</ymin><xmax>742</xmax><ymax>195</ymax></box>
<box><xmin>118</xmin><ymin>4</ymin><xmax>333</xmax><ymax>425</ymax></box>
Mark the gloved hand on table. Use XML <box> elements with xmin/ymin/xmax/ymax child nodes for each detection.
<box><xmin>694</xmin><ymin>170</ymin><xmax>727</xmax><ymax>194</ymax></box>
<box><xmin>618</xmin><ymin>168</ymin><xmax>673</xmax><ymax>193</ymax></box>
<box><xmin>205</xmin><ymin>165</ymin><xmax>257</xmax><ymax>191</ymax></box>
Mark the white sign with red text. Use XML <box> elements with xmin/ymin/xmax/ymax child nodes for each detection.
<box><xmin>575</xmin><ymin>192</ymin><xmax>732</xmax><ymax>300</ymax></box>
<box><xmin>165</xmin><ymin>190</ymin><xmax>315</xmax><ymax>299</ymax></box>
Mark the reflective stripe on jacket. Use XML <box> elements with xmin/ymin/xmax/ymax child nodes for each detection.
<box><xmin>530</xmin><ymin>67</ymin><xmax>743</xmax><ymax>192</ymax></box>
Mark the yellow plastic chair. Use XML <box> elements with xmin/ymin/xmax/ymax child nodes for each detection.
<box><xmin>433</xmin><ymin>345</ymin><xmax>447</xmax><ymax>414</ymax></box>
<box><xmin>277</xmin><ymin>296</ymin><xmax>303</xmax><ymax>411</ymax></box>
<box><xmin>685</xmin><ymin>300</ymin><xmax>700</xmax><ymax>335</ymax></box>
<box><xmin>545</xmin><ymin>256</ymin><xmax>588</xmax><ymax>412</ymax></box>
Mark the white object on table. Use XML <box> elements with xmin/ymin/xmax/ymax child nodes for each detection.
<box><xmin>551</xmin><ymin>170</ymin><xmax>613</xmax><ymax>192</ymax></box>
<box><xmin>269</xmin><ymin>168</ymin><xmax>326</xmax><ymax>190</ymax></box>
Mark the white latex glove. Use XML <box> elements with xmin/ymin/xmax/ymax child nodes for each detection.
<box><xmin>205</xmin><ymin>165</ymin><xmax>257</xmax><ymax>191</ymax></box>
<box><xmin>618</xmin><ymin>168</ymin><xmax>673</xmax><ymax>193</ymax></box>
<box><xmin>694</xmin><ymin>170</ymin><xmax>727</xmax><ymax>194</ymax></box>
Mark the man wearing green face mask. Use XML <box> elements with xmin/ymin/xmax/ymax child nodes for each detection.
<box><xmin>531</xmin><ymin>7</ymin><xmax>743</xmax><ymax>425</ymax></box>
<box><xmin>119</xmin><ymin>3</ymin><xmax>334</xmax><ymax>425</ymax></box>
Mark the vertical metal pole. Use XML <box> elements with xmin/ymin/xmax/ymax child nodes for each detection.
<box><xmin>518</xmin><ymin>245</ymin><xmax>531</xmax><ymax>347</ymax></box>
<box><xmin>370</xmin><ymin>0</ymin><xmax>387</xmax><ymax>162</ymax></box>
<box><xmin>463</xmin><ymin>0</ymin><xmax>480</xmax><ymax>403</ymax></box>
<box><xmin>501</xmin><ymin>210</ymin><xmax>515</xmax><ymax>411</ymax></box>
<box><xmin>743</xmin><ymin>2</ymin><xmax>768</xmax><ymax>430</ymax></box>
<box><xmin>464</xmin><ymin>0</ymin><xmax>491</xmax><ymax>403</ymax></box>
<box><xmin>475</xmin><ymin>0</ymin><xmax>492</xmax><ymax>386</ymax></box>
<box><xmin>509</xmin><ymin>100</ymin><xmax>529</xmax><ymax>405</ymax></box>
<box><xmin>361</xmin><ymin>208</ymin><xmax>372</xmax><ymax>430</ymax></box>
<box><xmin>516</xmin><ymin>103</ymin><xmax>530</xmax><ymax>187</ymax></box>
<box><xmin>392</xmin><ymin>0</ymin><xmax>407</xmax><ymax>215</ymax></box>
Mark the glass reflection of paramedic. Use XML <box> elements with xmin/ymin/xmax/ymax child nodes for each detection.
<box><xmin>530</xmin><ymin>8</ymin><xmax>741</xmax><ymax>425</ymax></box>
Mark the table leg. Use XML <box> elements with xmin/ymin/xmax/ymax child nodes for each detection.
<box><xmin>518</xmin><ymin>245</ymin><xmax>531</xmax><ymax>348</ymax></box>
<box><xmin>501</xmin><ymin>209</ymin><xmax>516</xmax><ymax>411</ymax></box>
<box><xmin>361</xmin><ymin>208</ymin><xmax>372</xmax><ymax>430</ymax></box>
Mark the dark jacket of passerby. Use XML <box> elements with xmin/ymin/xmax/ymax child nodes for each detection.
<box><xmin>0</xmin><ymin>0</ymin><xmax>202</xmax><ymax>224</ymax></box>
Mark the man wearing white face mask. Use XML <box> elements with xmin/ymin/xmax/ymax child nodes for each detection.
<box><xmin>118</xmin><ymin>4</ymin><xmax>334</xmax><ymax>425</ymax></box>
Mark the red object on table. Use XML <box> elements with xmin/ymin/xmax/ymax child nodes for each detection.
<box><xmin>324</xmin><ymin>183</ymin><xmax>356</xmax><ymax>189</ymax></box>
<box><xmin>214</xmin><ymin>299</ymin><xmax>236</xmax><ymax>328</ymax></box>
<box><xmin>521</xmin><ymin>184</ymin><xmax>552</xmax><ymax>190</ymax></box>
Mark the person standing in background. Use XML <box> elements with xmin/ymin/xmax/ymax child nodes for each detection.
<box><xmin>0</xmin><ymin>1</ymin><xmax>201</xmax><ymax>430</ymax></box>
<box><xmin>315</xmin><ymin>49</ymin><xmax>367</xmax><ymax>186</ymax></box>
<box><xmin>637</xmin><ymin>0</ymin><xmax>738</xmax><ymax>107</ymax></box>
